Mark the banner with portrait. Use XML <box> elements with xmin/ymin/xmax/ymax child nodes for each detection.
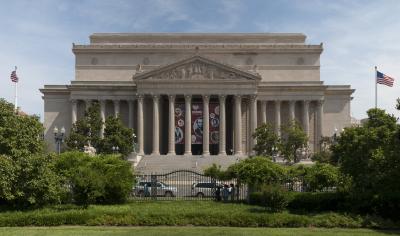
<box><xmin>191</xmin><ymin>103</ymin><xmax>203</xmax><ymax>144</ymax></box>
<box><xmin>209</xmin><ymin>103</ymin><xmax>220</xmax><ymax>144</ymax></box>
<box><xmin>174</xmin><ymin>103</ymin><xmax>185</xmax><ymax>144</ymax></box>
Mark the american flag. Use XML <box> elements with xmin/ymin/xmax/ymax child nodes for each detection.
<box><xmin>10</xmin><ymin>70</ymin><xmax>18</xmax><ymax>83</ymax></box>
<box><xmin>377</xmin><ymin>71</ymin><xmax>394</xmax><ymax>87</ymax></box>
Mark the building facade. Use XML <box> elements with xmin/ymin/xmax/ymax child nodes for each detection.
<box><xmin>41</xmin><ymin>33</ymin><xmax>354</xmax><ymax>160</ymax></box>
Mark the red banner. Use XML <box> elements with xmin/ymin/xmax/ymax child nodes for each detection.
<box><xmin>174</xmin><ymin>103</ymin><xmax>185</xmax><ymax>144</ymax></box>
<box><xmin>191</xmin><ymin>103</ymin><xmax>203</xmax><ymax>144</ymax></box>
<box><xmin>209</xmin><ymin>103</ymin><xmax>220</xmax><ymax>144</ymax></box>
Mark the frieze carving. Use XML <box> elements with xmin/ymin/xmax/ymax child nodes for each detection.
<box><xmin>155</xmin><ymin>61</ymin><xmax>244</xmax><ymax>80</ymax></box>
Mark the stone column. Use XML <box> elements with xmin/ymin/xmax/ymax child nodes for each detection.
<box><xmin>113</xmin><ymin>100</ymin><xmax>120</xmax><ymax>118</ymax></box>
<box><xmin>137</xmin><ymin>95</ymin><xmax>144</xmax><ymax>155</ymax></box>
<box><xmin>168</xmin><ymin>95</ymin><xmax>176</xmax><ymax>155</ymax></box>
<box><xmin>303</xmin><ymin>100</ymin><xmax>310</xmax><ymax>138</ymax></box>
<box><xmin>261</xmin><ymin>100</ymin><xmax>267</xmax><ymax>124</ymax></box>
<box><xmin>100</xmin><ymin>100</ymin><xmax>106</xmax><ymax>138</ymax></box>
<box><xmin>71</xmin><ymin>99</ymin><xmax>77</xmax><ymax>125</ymax></box>
<box><xmin>202</xmin><ymin>95</ymin><xmax>210</xmax><ymax>156</ymax></box>
<box><xmin>218</xmin><ymin>95</ymin><xmax>226</xmax><ymax>155</ymax></box>
<box><xmin>184</xmin><ymin>95</ymin><xmax>192</xmax><ymax>155</ymax></box>
<box><xmin>289</xmin><ymin>100</ymin><xmax>296</xmax><ymax>122</ymax></box>
<box><xmin>234</xmin><ymin>95</ymin><xmax>242</xmax><ymax>155</ymax></box>
<box><xmin>250</xmin><ymin>95</ymin><xmax>257</xmax><ymax>155</ymax></box>
<box><xmin>316</xmin><ymin>100</ymin><xmax>324</xmax><ymax>150</ymax></box>
<box><xmin>85</xmin><ymin>99</ymin><xmax>91</xmax><ymax>110</ymax></box>
<box><xmin>128</xmin><ymin>99</ymin><xmax>134</xmax><ymax>129</ymax></box>
<box><xmin>275</xmin><ymin>100</ymin><xmax>281</xmax><ymax>137</ymax></box>
<box><xmin>152</xmin><ymin>95</ymin><xmax>160</xmax><ymax>155</ymax></box>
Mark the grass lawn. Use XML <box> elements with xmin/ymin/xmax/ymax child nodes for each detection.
<box><xmin>0</xmin><ymin>201</ymin><xmax>398</xmax><ymax>228</ymax></box>
<box><xmin>0</xmin><ymin>227</ymin><xmax>399</xmax><ymax>236</ymax></box>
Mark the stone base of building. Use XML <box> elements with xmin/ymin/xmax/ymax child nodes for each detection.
<box><xmin>134</xmin><ymin>155</ymin><xmax>247</xmax><ymax>174</ymax></box>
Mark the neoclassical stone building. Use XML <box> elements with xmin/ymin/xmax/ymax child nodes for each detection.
<box><xmin>41</xmin><ymin>33</ymin><xmax>353</xmax><ymax>163</ymax></box>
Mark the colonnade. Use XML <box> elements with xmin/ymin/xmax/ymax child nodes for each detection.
<box><xmin>70</xmin><ymin>96</ymin><xmax>324</xmax><ymax>156</ymax></box>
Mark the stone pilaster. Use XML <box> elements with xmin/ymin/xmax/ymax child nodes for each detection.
<box><xmin>218</xmin><ymin>95</ymin><xmax>226</xmax><ymax>155</ymax></box>
<box><xmin>152</xmin><ymin>95</ymin><xmax>160</xmax><ymax>155</ymax></box>
<box><xmin>184</xmin><ymin>95</ymin><xmax>192</xmax><ymax>155</ymax></box>
<box><xmin>234</xmin><ymin>95</ymin><xmax>242</xmax><ymax>155</ymax></box>
<box><xmin>202</xmin><ymin>95</ymin><xmax>210</xmax><ymax>156</ymax></box>
<box><xmin>137</xmin><ymin>95</ymin><xmax>144</xmax><ymax>155</ymax></box>
<box><xmin>168</xmin><ymin>95</ymin><xmax>176</xmax><ymax>155</ymax></box>
<box><xmin>128</xmin><ymin>99</ymin><xmax>134</xmax><ymax>129</ymax></box>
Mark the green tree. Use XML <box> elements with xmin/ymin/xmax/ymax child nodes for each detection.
<box><xmin>304</xmin><ymin>163</ymin><xmax>339</xmax><ymax>191</ymax></box>
<box><xmin>279</xmin><ymin>121</ymin><xmax>308</xmax><ymax>163</ymax></box>
<box><xmin>65</xmin><ymin>102</ymin><xmax>102</xmax><ymax>151</ymax></box>
<box><xmin>97</xmin><ymin>116</ymin><xmax>134</xmax><ymax>157</ymax></box>
<box><xmin>252</xmin><ymin>123</ymin><xmax>279</xmax><ymax>157</ymax></box>
<box><xmin>0</xmin><ymin>99</ymin><xmax>44</xmax><ymax>157</ymax></box>
<box><xmin>332</xmin><ymin>108</ymin><xmax>400</xmax><ymax>218</ymax></box>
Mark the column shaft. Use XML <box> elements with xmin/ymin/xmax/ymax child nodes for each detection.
<box><xmin>184</xmin><ymin>95</ymin><xmax>192</xmax><ymax>155</ymax></box>
<box><xmin>100</xmin><ymin>100</ymin><xmax>106</xmax><ymax>138</ymax></box>
<box><xmin>275</xmin><ymin>101</ymin><xmax>281</xmax><ymax>137</ymax></box>
<box><xmin>234</xmin><ymin>95</ymin><xmax>242</xmax><ymax>155</ymax></box>
<box><xmin>168</xmin><ymin>95</ymin><xmax>176</xmax><ymax>155</ymax></box>
<box><xmin>219</xmin><ymin>95</ymin><xmax>226</xmax><ymax>155</ymax></box>
<box><xmin>71</xmin><ymin>100</ymin><xmax>77</xmax><ymax>124</ymax></box>
<box><xmin>250</xmin><ymin>95</ymin><xmax>257</xmax><ymax>155</ymax></box>
<box><xmin>316</xmin><ymin>100</ymin><xmax>324</xmax><ymax>151</ymax></box>
<box><xmin>113</xmin><ymin>100</ymin><xmax>120</xmax><ymax>118</ymax></box>
<box><xmin>289</xmin><ymin>100</ymin><xmax>296</xmax><ymax>122</ymax></box>
<box><xmin>261</xmin><ymin>100</ymin><xmax>267</xmax><ymax>124</ymax></box>
<box><xmin>203</xmin><ymin>95</ymin><xmax>210</xmax><ymax>156</ymax></box>
<box><xmin>152</xmin><ymin>95</ymin><xmax>160</xmax><ymax>155</ymax></box>
<box><xmin>303</xmin><ymin>100</ymin><xmax>310</xmax><ymax>138</ymax></box>
<box><xmin>137</xmin><ymin>95</ymin><xmax>144</xmax><ymax>155</ymax></box>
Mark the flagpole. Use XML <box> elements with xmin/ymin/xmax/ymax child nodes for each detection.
<box><xmin>14</xmin><ymin>66</ymin><xmax>18</xmax><ymax>113</ymax></box>
<box><xmin>375</xmin><ymin>66</ymin><xmax>377</xmax><ymax>109</ymax></box>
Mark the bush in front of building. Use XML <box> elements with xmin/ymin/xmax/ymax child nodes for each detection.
<box><xmin>303</xmin><ymin>163</ymin><xmax>339</xmax><ymax>192</ymax></box>
<box><xmin>55</xmin><ymin>151</ymin><xmax>135</xmax><ymax>206</ymax></box>
<box><xmin>249</xmin><ymin>185</ymin><xmax>289</xmax><ymax>212</ymax></box>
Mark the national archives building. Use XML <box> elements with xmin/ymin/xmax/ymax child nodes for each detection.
<box><xmin>41</xmin><ymin>33</ymin><xmax>354</xmax><ymax>161</ymax></box>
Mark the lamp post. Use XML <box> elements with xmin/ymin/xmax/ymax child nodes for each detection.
<box><xmin>132</xmin><ymin>133</ymin><xmax>137</xmax><ymax>153</ymax></box>
<box><xmin>112</xmin><ymin>146</ymin><xmax>119</xmax><ymax>154</ymax></box>
<box><xmin>53</xmin><ymin>126</ymin><xmax>65</xmax><ymax>155</ymax></box>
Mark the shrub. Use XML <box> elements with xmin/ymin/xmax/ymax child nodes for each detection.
<box><xmin>55</xmin><ymin>151</ymin><xmax>134</xmax><ymax>206</ymax></box>
<box><xmin>250</xmin><ymin>185</ymin><xmax>289</xmax><ymax>212</ymax></box>
<box><xmin>304</xmin><ymin>163</ymin><xmax>339</xmax><ymax>191</ymax></box>
<box><xmin>288</xmin><ymin>192</ymin><xmax>345</xmax><ymax>212</ymax></box>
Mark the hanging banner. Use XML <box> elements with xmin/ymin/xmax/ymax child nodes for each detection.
<box><xmin>174</xmin><ymin>103</ymin><xmax>185</xmax><ymax>144</ymax></box>
<box><xmin>191</xmin><ymin>103</ymin><xmax>203</xmax><ymax>144</ymax></box>
<box><xmin>209</xmin><ymin>103</ymin><xmax>220</xmax><ymax>144</ymax></box>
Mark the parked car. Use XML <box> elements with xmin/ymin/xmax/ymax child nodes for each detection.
<box><xmin>191</xmin><ymin>182</ymin><xmax>222</xmax><ymax>198</ymax></box>
<box><xmin>133</xmin><ymin>181</ymin><xmax>177</xmax><ymax>197</ymax></box>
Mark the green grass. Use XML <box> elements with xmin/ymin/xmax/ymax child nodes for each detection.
<box><xmin>0</xmin><ymin>227</ymin><xmax>399</xmax><ymax>236</ymax></box>
<box><xmin>0</xmin><ymin>201</ymin><xmax>398</xmax><ymax>228</ymax></box>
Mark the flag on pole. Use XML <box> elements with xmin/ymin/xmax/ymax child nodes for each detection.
<box><xmin>10</xmin><ymin>70</ymin><xmax>19</xmax><ymax>83</ymax></box>
<box><xmin>377</xmin><ymin>70</ymin><xmax>395</xmax><ymax>87</ymax></box>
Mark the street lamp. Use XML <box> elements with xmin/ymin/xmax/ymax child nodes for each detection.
<box><xmin>53</xmin><ymin>126</ymin><xmax>65</xmax><ymax>155</ymax></box>
<box><xmin>112</xmin><ymin>146</ymin><xmax>120</xmax><ymax>154</ymax></box>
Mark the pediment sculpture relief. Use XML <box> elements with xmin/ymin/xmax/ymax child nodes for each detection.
<box><xmin>155</xmin><ymin>61</ymin><xmax>247</xmax><ymax>80</ymax></box>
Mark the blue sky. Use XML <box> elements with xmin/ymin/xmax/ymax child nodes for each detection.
<box><xmin>0</xmin><ymin>0</ymin><xmax>399</xmax><ymax>120</ymax></box>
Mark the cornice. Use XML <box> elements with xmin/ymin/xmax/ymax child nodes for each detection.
<box><xmin>72</xmin><ymin>44</ymin><xmax>323</xmax><ymax>54</ymax></box>
<box><xmin>75</xmin><ymin>65</ymin><xmax>320</xmax><ymax>71</ymax></box>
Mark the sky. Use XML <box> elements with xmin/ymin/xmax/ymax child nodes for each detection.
<box><xmin>0</xmin><ymin>0</ymin><xmax>399</xmax><ymax>121</ymax></box>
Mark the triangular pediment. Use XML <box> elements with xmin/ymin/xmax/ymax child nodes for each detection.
<box><xmin>133</xmin><ymin>55</ymin><xmax>261</xmax><ymax>81</ymax></box>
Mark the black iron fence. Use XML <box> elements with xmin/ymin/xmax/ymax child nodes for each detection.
<box><xmin>131</xmin><ymin>170</ymin><xmax>336</xmax><ymax>201</ymax></box>
<box><xmin>132</xmin><ymin>170</ymin><xmax>247</xmax><ymax>201</ymax></box>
